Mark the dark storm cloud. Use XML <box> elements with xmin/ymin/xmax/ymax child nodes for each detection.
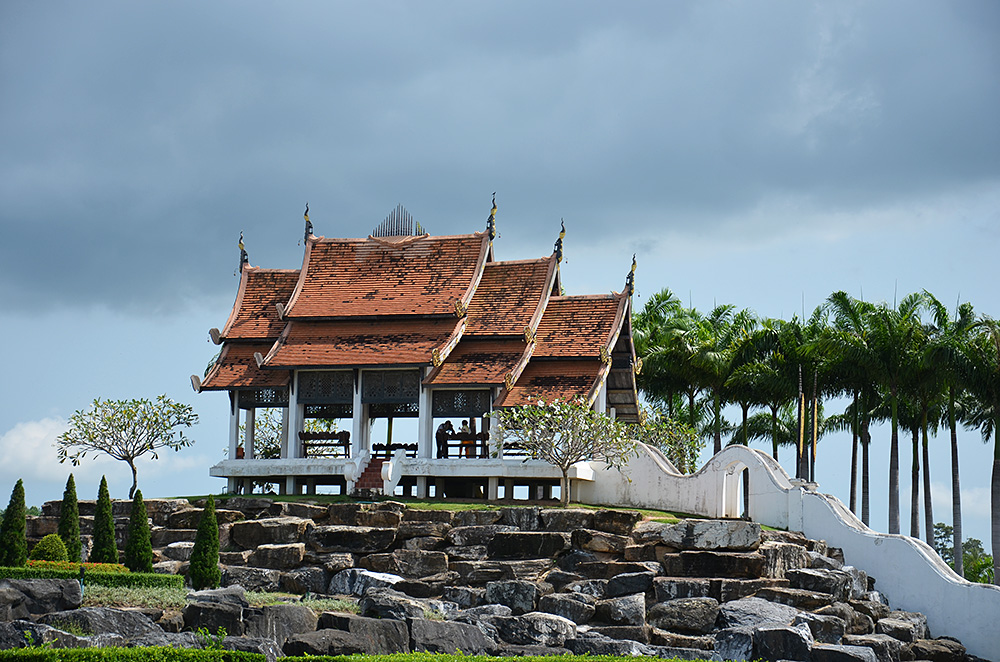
<box><xmin>2</xmin><ymin>1</ymin><xmax>997</xmax><ymax>312</ymax></box>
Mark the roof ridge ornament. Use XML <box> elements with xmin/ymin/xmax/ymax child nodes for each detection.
<box><xmin>300</xmin><ymin>203</ymin><xmax>313</xmax><ymax>246</ymax></box>
<box><xmin>554</xmin><ymin>219</ymin><xmax>566</xmax><ymax>263</ymax></box>
<box><xmin>372</xmin><ymin>204</ymin><xmax>426</xmax><ymax>237</ymax></box>
<box><xmin>625</xmin><ymin>254</ymin><xmax>636</xmax><ymax>297</ymax></box>
<box><xmin>487</xmin><ymin>192</ymin><xmax>497</xmax><ymax>241</ymax></box>
<box><xmin>235</xmin><ymin>231</ymin><xmax>249</xmax><ymax>276</ymax></box>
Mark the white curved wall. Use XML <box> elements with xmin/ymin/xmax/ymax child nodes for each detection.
<box><xmin>575</xmin><ymin>444</ymin><xmax>1000</xmax><ymax>660</ymax></box>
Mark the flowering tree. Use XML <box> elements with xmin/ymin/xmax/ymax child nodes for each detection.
<box><xmin>628</xmin><ymin>407</ymin><xmax>703</xmax><ymax>473</ymax></box>
<box><xmin>491</xmin><ymin>400</ymin><xmax>635</xmax><ymax>506</ymax></box>
<box><xmin>55</xmin><ymin>395</ymin><xmax>198</xmax><ymax>499</ymax></box>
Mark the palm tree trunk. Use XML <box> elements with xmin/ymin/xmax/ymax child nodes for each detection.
<box><xmin>889</xmin><ymin>387</ymin><xmax>901</xmax><ymax>534</ymax></box>
<box><xmin>949</xmin><ymin>388</ymin><xmax>964</xmax><ymax>576</ymax></box>
<box><xmin>992</xmin><ymin>425</ymin><xmax>999</xmax><ymax>585</ymax></box>
<box><xmin>713</xmin><ymin>392</ymin><xmax>722</xmax><ymax>455</ymax></box>
<box><xmin>850</xmin><ymin>394</ymin><xmax>859</xmax><ymax>513</ymax></box>
<box><xmin>922</xmin><ymin>409</ymin><xmax>934</xmax><ymax>548</ymax></box>
<box><xmin>910</xmin><ymin>426</ymin><xmax>920</xmax><ymax>539</ymax></box>
<box><xmin>862</xmin><ymin>420</ymin><xmax>871</xmax><ymax>526</ymax></box>
<box><xmin>770</xmin><ymin>404</ymin><xmax>779</xmax><ymax>461</ymax></box>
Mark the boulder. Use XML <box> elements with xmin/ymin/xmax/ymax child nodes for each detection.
<box><xmin>392</xmin><ymin>549</ymin><xmax>449</xmax><ymax>577</ymax></box>
<box><xmin>713</xmin><ymin>577</ymin><xmax>790</xmax><ymax>602</ymax></box>
<box><xmin>151</xmin><ymin>527</ymin><xmax>197</xmax><ymax>546</ymax></box>
<box><xmin>809</xmin><ymin>550</ymin><xmax>845</xmax><ymax>570</ymax></box>
<box><xmin>811</xmin><ymin>644</ymin><xmax>879</xmax><ymax>662</ymax></box>
<box><xmin>395</xmin><ymin>571</ymin><xmax>458</xmax><ymax>599</ymax></box>
<box><xmin>38</xmin><ymin>607</ymin><xmax>162</xmax><ymax>641</ymax></box>
<box><xmin>243</xmin><ymin>604</ymin><xmax>318</xmax><ymax>647</ymax></box>
<box><xmin>449</xmin><ymin>559</ymin><xmax>551</xmax><ymax>585</ymax></box>
<box><xmin>587</xmin><ymin>624</ymin><xmax>652</xmax><ymax>643</ymax></box>
<box><xmin>499</xmin><ymin>507</ymin><xmax>542</xmax><ymax>530</ymax></box>
<box><xmin>577</xmin><ymin>560</ymin><xmax>661</xmax><ymax>578</ymax></box>
<box><xmin>410</xmin><ymin>617</ymin><xmax>495</xmax><ymax>653</ymax></box>
<box><xmin>659</xmin><ymin>519</ymin><xmax>762</xmax><ymax>551</ymax></box>
<box><xmin>661</xmin><ymin>550</ymin><xmax>765</xmax><ymax>578</ymax></box>
<box><xmin>842</xmin><ymin>633</ymin><xmax>903</xmax><ymax>662</ymax></box>
<box><xmin>542</xmin><ymin>569</ymin><xmax>583</xmax><ymax>590</ymax></box>
<box><xmin>569</xmin><ymin>631</ymin><xmax>652</xmax><ymax>656</ymax></box>
<box><xmin>446</xmin><ymin>525</ymin><xmax>517</xmax><ymax>547</ymax></box>
<box><xmin>653</xmin><ymin>577</ymin><xmax>711</xmax><ymax>601</ymax></box>
<box><xmin>887</xmin><ymin>610</ymin><xmax>929</xmax><ymax>639</ymax></box>
<box><xmin>326</xmin><ymin>503</ymin><xmax>402</xmax><ymax>528</ymax></box>
<box><xmin>403</xmin><ymin>536</ymin><xmax>445</xmax><ymax>551</ymax></box>
<box><xmin>328</xmin><ymin>569</ymin><xmax>402</xmax><ymax>596</ymax></box>
<box><xmin>753</xmin><ymin>585</ymin><xmax>837</xmax><ymax>610</ymax></box>
<box><xmin>646</xmin><ymin>597</ymin><xmax>719</xmax><ymax>634</ymax></box>
<box><xmin>717</xmin><ymin>596</ymin><xmax>799</xmax><ymax>629</ymax></box>
<box><xmin>452</xmin><ymin>510</ymin><xmax>501</xmax><ymax>527</ymax></box>
<box><xmin>485</xmin><ymin>579</ymin><xmax>542</xmax><ymax>615</ymax></box>
<box><xmin>163</xmin><ymin>541</ymin><xmax>195</xmax><ymax>561</ymax></box>
<box><xmin>280</xmin><ymin>567</ymin><xmax>330</xmax><ymax>595</ymax></box>
<box><xmin>594</xmin><ymin>592</ymin><xmax>646</xmax><ymax>626</ymax></box>
<box><xmin>284</xmin><ymin>629</ymin><xmax>367</xmax><ymax>656</ymax></box>
<box><xmin>182</xmin><ymin>601</ymin><xmax>244</xmax><ymax>636</ymax></box>
<box><xmin>218</xmin><ymin>497</ymin><xmax>273</xmax><ymax>519</ymax></box>
<box><xmin>230</xmin><ymin>517</ymin><xmax>311</xmax><ymax>548</ymax></box>
<box><xmin>714</xmin><ymin>627</ymin><xmax>755</xmax><ymax>662</ymax></box>
<box><xmin>843</xmin><ymin>566</ymin><xmax>870</xmax><ymax>599</ymax></box>
<box><xmin>0</xmin><ymin>579</ymin><xmax>82</xmax><ymax>615</ymax></box>
<box><xmin>266</xmin><ymin>502</ymin><xmax>327</xmax><ymax>521</ymax></box>
<box><xmin>492</xmin><ymin>612</ymin><xmax>576</xmax><ymax>647</ymax></box>
<box><xmin>571</xmin><ymin>529</ymin><xmax>629</xmax><ymax>554</ymax></box>
<box><xmin>221</xmin><ymin>636</ymin><xmax>283</xmax><ymax>662</ymax></box>
<box><xmin>442</xmin><ymin>586</ymin><xmax>484</xmax><ymax>608</ymax></box>
<box><xmin>850</xmin><ymin>599</ymin><xmax>891</xmax><ymax>623</ymax></box>
<box><xmin>0</xmin><ymin>619</ymin><xmax>92</xmax><ymax>649</ymax></box>
<box><xmin>817</xmin><ymin>602</ymin><xmax>876</xmax><ymax>636</ymax></box>
<box><xmin>488</xmin><ymin>531</ymin><xmax>572</xmax><ymax>560</ymax></box>
<box><xmin>168</xmin><ymin>508</ymin><xmax>243</xmax><ymax>529</ymax></box>
<box><xmin>397</xmin><ymin>521</ymin><xmax>451</xmax><ymax>540</ymax></box>
<box><xmin>308</xmin><ymin>526</ymin><xmax>396</xmax><ymax>553</ymax></box>
<box><xmin>187</xmin><ymin>585</ymin><xmax>249</xmax><ymax>607</ymax></box>
<box><xmin>795</xmin><ymin>611</ymin><xmax>848</xmax><ymax>644</ymax></box>
<box><xmin>903</xmin><ymin>637</ymin><xmax>966</xmax><ymax>662</ymax></box>
<box><xmin>0</xmin><ymin>586</ymin><xmax>28</xmax><ymax>621</ymax></box>
<box><xmin>875</xmin><ymin>617</ymin><xmax>917</xmax><ymax>643</ymax></box>
<box><xmin>592</xmin><ymin>509</ymin><xmax>642</xmax><ymax>535</ymax></box>
<box><xmin>563</xmin><ymin>578</ymin><xmax>608</xmax><ymax>599</ymax></box>
<box><xmin>753</xmin><ymin>623</ymin><xmax>815</xmax><ymax>662</ymax></box>
<box><xmin>606</xmin><ymin>570</ymin><xmax>655</xmax><ymax>597</ymax></box>
<box><xmin>222</xmin><ymin>566</ymin><xmax>281</xmax><ymax>592</ymax></box>
<box><xmin>402</xmin><ymin>508</ymin><xmax>454</xmax><ymax>523</ymax></box>
<box><xmin>786</xmin><ymin>567</ymin><xmax>854</xmax><ymax>601</ymax></box>
<box><xmin>759</xmin><ymin>540</ymin><xmax>812</xmax><ymax>578</ymax></box>
<box><xmin>249</xmin><ymin>543</ymin><xmax>305</xmax><ymax>570</ymax></box>
<box><xmin>359</xmin><ymin>587</ymin><xmax>430</xmax><ymax>620</ymax></box>
<box><xmin>540</xmin><ymin>508</ymin><xmax>594</xmax><ymax>531</ymax></box>
<box><xmin>650</xmin><ymin>628</ymin><xmax>715</xmax><ymax>651</ymax></box>
<box><xmin>538</xmin><ymin>592</ymin><xmax>595</xmax><ymax>624</ymax></box>
<box><xmin>445</xmin><ymin>545</ymin><xmax>487</xmax><ymax>561</ymax></box>
<box><xmin>317</xmin><ymin>552</ymin><xmax>355</xmax><ymax>574</ymax></box>
<box><xmin>318</xmin><ymin>612</ymin><xmax>410</xmax><ymax>653</ymax></box>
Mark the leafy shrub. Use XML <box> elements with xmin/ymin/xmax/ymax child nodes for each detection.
<box><xmin>90</xmin><ymin>476</ymin><xmax>118</xmax><ymax>564</ymax></box>
<box><xmin>0</xmin><ymin>567</ymin><xmax>183</xmax><ymax>589</ymax></box>
<box><xmin>59</xmin><ymin>474</ymin><xmax>82</xmax><ymax>562</ymax></box>
<box><xmin>0</xmin><ymin>647</ymin><xmax>264</xmax><ymax>660</ymax></box>
<box><xmin>0</xmin><ymin>479</ymin><xmax>28</xmax><ymax>567</ymax></box>
<box><xmin>188</xmin><ymin>495</ymin><xmax>220</xmax><ymax>590</ymax></box>
<box><xmin>27</xmin><ymin>560</ymin><xmax>129</xmax><ymax>573</ymax></box>
<box><xmin>124</xmin><ymin>490</ymin><xmax>153</xmax><ymax>573</ymax></box>
<box><xmin>29</xmin><ymin>534</ymin><xmax>69</xmax><ymax>562</ymax></box>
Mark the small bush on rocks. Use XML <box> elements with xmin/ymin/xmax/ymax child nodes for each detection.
<box><xmin>29</xmin><ymin>533</ymin><xmax>69</xmax><ymax>562</ymax></box>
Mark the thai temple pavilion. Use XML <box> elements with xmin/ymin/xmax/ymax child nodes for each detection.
<box><xmin>193</xmin><ymin>203</ymin><xmax>640</xmax><ymax>499</ymax></box>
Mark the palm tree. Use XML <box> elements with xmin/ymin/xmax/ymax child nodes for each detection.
<box><xmin>958</xmin><ymin>317</ymin><xmax>1000</xmax><ymax>584</ymax></box>
<box><xmin>925</xmin><ymin>294</ymin><xmax>976</xmax><ymax>575</ymax></box>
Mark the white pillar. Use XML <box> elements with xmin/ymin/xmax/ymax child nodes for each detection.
<box><xmin>352</xmin><ymin>371</ymin><xmax>364</xmax><ymax>458</ymax></box>
<box><xmin>246</xmin><ymin>408</ymin><xmax>256</xmax><ymax>460</ymax></box>
<box><xmin>228</xmin><ymin>391</ymin><xmax>240</xmax><ymax>460</ymax></box>
<box><xmin>595</xmin><ymin>380</ymin><xmax>607</xmax><ymax>414</ymax></box>
<box><xmin>417</xmin><ymin>373</ymin><xmax>433</xmax><ymax>459</ymax></box>
<box><xmin>490</xmin><ymin>404</ymin><xmax>501</xmax><ymax>457</ymax></box>
<box><xmin>488</xmin><ymin>477</ymin><xmax>499</xmax><ymax>500</ymax></box>
<box><xmin>416</xmin><ymin>477</ymin><xmax>428</xmax><ymax>498</ymax></box>
<box><xmin>280</xmin><ymin>407</ymin><xmax>290</xmax><ymax>459</ymax></box>
<box><xmin>287</xmin><ymin>372</ymin><xmax>301</xmax><ymax>459</ymax></box>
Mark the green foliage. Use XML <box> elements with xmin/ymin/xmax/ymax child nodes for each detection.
<box><xmin>59</xmin><ymin>474</ymin><xmax>82</xmax><ymax>562</ymax></box>
<box><xmin>0</xmin><ymin>479</ymin><xmax>28</xmax><ymax>567</ymax></box>
<box><xmin>29</xmin><ymin>534</ymin><xmax>69</xmax><ymax>562</ymax></box>
<box><xmin>628</xmin><ymin>407</ymin><xmax>703</xmax><ymax>473</ymax></box>
<box><xmin>55</xmin><ymin>394</ymin><xmax>199</xmax><ymax>499</ymax></box>
<box><xmin>195</xmin><ymin>626</ymin><xmax>228</xmax><ymax>650</ymax></box>
<box><xmin>189</xmin><ymin>495</ymin><xmax>220</xmax><ymax>590</ymax></box>
<box><xmin>933</xmin><ymin>522</ymin><xmax>995</xmax><ymax>583</ymax></box>
<box><xmin>26</xmin><ymin>560</ymin><xmax>128</xmax><ymax>573</ymax></box>
<box><xmin>0</xmin><ymin>566</ymin><xmax>184</xmax><ymax>588</ymax></box>
<box><xmin>90</xmin><ymin>476</ymin><xmax>119</xmax><ymax>564</ymax></box>
<box><xmin>0</xmin><ymin>647</ymin><xmax>264</xmax><ymax>660</ymax></box>
<box><xmin>491</xmin><ymin>400</ymin><xmax>635</xmax><ymax>505</ymax></box>
<box><xmin>124</xmin><ymin>489</ymin><xmax>153</xmax><ymax>573</ymax></box>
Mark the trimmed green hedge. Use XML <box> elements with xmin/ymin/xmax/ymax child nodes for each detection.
<box><xmin>0</xmin><ymin>648</ymin><xmax>263</xmax><ymax>661</ymax></box>
<box><xmin>0</xmin><ymin>567</ymin><xmax>184</xmax><ymax>589</ymax></box>
<box><xmin>290</xmin><ymin>656</ymin><xmax>709</xmax><ymax>662</ymax></box>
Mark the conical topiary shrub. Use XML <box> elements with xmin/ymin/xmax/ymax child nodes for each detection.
<box><xmin>29</xmin><ymin>533</ymin><xmax>69</xmax><ymax>562</ymax></box>
<box><xmin>90</xmin><ymin>476</ymin><xmax>118</xmax><ymax>564</ymax></box>
<box><xmin>58</xmin><ymin>474</ymin><xmax>82</xmax><ymax>562</ymax></box>
<box><xmin>188</xmin><ymin>495</ymin><xmax>220</xmax><ymax>590</ymax></box>
<box><xmin>124</xmin><ymin>489</ymin><xmax>152</xmax><ymax>573</ymax></box>
<box><xmin>0</xmin><ymin>479</ymin><xmax>28</xmax><ymax>567</ymax></box>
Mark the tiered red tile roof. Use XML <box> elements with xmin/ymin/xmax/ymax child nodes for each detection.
<box><xmin>424</xmin><ymin>339</ymin><xmax>529</xmax><ymax>386</ymax></box>
<box><xmin>284</xmin><ymin>234</ymin><xmax>489</xmax><ymax>319</ymax></box>
<box><xmin>496</xmin><ymin>360</ymin><xmax>607</xmax><ymax>408</ymax></box>
<box><xmin>220</xmin><ymin>268</ymin><xmax>300</xmax><ymax>340</ymax></box>
<box><xmin>532</xmin><ymin>294</ymin><xmax>628</xmax><ymax>358</ymax></box>
<box><xmin>201</xmin><ymin>343</ymin><xmax>289</xmax><ymax>390</ymax></box>
<box><xmin>463</xmin><ymin>258</ymin><xmax>555</xmax><ymax>337</ymax></box>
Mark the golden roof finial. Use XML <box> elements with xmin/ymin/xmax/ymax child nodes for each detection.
<box><xmin>487</xmin><ymin>192</ymin><xmax>497</xmax><ymax>241</ymax></box>
<box><xmin>625</xmin><ymin>253</ymin><xmax>636</xmax><ymax>296</ymax></box>
<box><xmin>235</xmin><ymin>231</ymin><xmax>249</xmax><ymax>275</ymax></box>
<box><xmin>554</xmin><ymin>219</ymin><xmax>566</xmax><ymax>263</ymax></box>
<box><xmin>300</xmin><ymin>202</ymin><xmax>313</xmax><ymax>245</ymax></box>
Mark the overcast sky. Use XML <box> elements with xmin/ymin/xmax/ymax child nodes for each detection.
<box><xmin>1</xmin><ymin>1</ymin><xmax>998</xmax><ymax>545</ymax></box>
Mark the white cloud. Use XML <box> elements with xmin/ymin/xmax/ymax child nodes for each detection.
<box><xmin>0</xmin><ymin>418</ymin><xmax>70</xmax><ymax>483</ymax></box>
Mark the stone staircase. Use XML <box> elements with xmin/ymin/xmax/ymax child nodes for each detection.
<box><xmin>353</xmin><ymin>459</ymin><xmax>385</xmax><ymax>494</ymax></box>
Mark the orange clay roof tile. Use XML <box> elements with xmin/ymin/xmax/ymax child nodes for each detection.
<box><xmin>221</xmin><ymin>268</ymin><xmax>299</xmax><ymax>340</ymax></box>
<box><xmin>533</xmin><ymin>294</ymin><xmax>626</xmax><ymax>358</ymax></box>
<box><xmin>424</xmin><ymin>339</ymin><xmax>528</xmax><ymax>386</ymax></box>
<box><xmin>201</xmin><ymin>342</ymin><xmax>289</xmax><ymax>390</ymax></box>
<box><xmin>262</xmin><ymin>318</ymin><xmax>462</xmax><ymax>368</ymax></box>
<box><xmin>464</xmin><ymin>258</ymin><xmax>555</xmax><ymax>336</ymax></box>
<box><xmin>496</xmin><ymin>360</ymin><xmax>605</xmax><ymax>408</ymax></box>
<box><xmin>284</xmin><ymin>233</ymin><xmax>489</xmax><ymax>318</ymax></box>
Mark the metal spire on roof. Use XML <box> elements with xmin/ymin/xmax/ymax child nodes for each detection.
<box><xmin>235</xmin><ymin>231</ymin><xmax>249</xmax><ymax>275</ymax></box>
<box><xmin>300</xmin><ymin>203</ymin><xmax>313</xmax><ymax>245</ymax></box>
<box><xmin>487</xmin><ymin>192</ymin><xmax>497</xmax><ymax>241</ymax></box>
<box><xmin>625</xmin><ymin>254</ymin><xmax>636</xmax><ymax>296</ymax></box>
<box><xmin>554</xmin><ymin>219</ymin><xmax>566</xmax><ymax>263</ymax></box>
